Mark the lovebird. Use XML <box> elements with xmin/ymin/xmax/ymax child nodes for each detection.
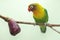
<box><xmin>28</xmin><ymin>3</ymin><xmax>48</xmax><ymax>33</ymax></box>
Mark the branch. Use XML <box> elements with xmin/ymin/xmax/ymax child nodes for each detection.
<box><xmin>16</xmin><ymin>21</ymin><xmax>60</xmax><ymax>27</ymax></box>
<box><xmin>0</xmin><ymin>15</ymin><xmax>60</xmax><ymax>27</ymax></box>
<box><xmin>0</xmin><ymin>15</ymin><xmax>60</xmax><ymax>34</ymax></box>
<box><xmin>50</xmin><ymin>27</ymin><xmax>60</xmax><ymax>34</ymax></box>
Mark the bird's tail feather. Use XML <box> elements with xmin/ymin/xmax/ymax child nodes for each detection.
<box><xmin>39</xmin><ymin>25</ymin><xmax>46</xmax><ymax>33</ymax></box>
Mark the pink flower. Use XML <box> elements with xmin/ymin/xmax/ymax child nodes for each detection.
<box><xmin>8</xmin><ymin>19</ymin><xmax>21</xmax><ymax>36</ymax></box>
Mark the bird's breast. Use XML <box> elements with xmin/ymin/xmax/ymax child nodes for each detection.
<box><xmin>33</xmin><ymin>10</ymin><xmax>45</xmax><ymax>19</ymax></box>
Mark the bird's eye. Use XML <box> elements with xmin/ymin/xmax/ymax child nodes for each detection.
<box><xmin>30</xmin><ymin>5</ymin><xmax>33</xmax><ymax>9</ymax></box>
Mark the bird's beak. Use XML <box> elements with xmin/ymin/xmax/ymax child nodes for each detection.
<box><xmin>28</xmin><ymin>7</ymin><xmax>31</xmax><ymax>12</ymax></box>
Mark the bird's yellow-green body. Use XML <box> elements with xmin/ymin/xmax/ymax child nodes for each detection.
<box><xmin>28</xmin><ymin>3</ymin><xmax>48</xmax><ymax>33</ymax></box>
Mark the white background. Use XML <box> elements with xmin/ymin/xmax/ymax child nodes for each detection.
<box><xmin>0</xmin><ymin>0</ymin><xmax>60</xmax><ymax>40</ymax></box>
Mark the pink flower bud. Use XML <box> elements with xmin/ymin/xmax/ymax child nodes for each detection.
<box><xmin>8</xmin><ymin>19</ymin><xmax>21</xmax><ymax>36</ymax></box>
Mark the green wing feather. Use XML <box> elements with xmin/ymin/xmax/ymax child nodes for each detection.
<box><xmin>33</xmin><ymin>9</ymin><xmax>48</xmax><ymax>33</ymax></box>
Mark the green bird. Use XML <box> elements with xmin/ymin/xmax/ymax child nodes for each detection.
<box><xmin>28</xmin><ymin>3</ymin><xmax>48</xmax><ymax>33</ymax></box>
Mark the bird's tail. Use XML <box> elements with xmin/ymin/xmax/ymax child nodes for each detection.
<box><xmin>39</xmin><ymin>25</ymin><xmax>46</xmax><ymax>33</ymax></box>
